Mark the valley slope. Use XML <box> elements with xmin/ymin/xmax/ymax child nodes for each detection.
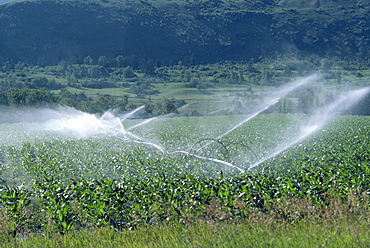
<box><xmin>0</xmin><ymin>0</ymin><xmax>369</xmax><ymax>64</ymax></box>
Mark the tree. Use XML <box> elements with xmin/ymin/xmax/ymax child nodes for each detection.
<box><xmin>83</xmin><ymin>56</ymin><xmax>94</xmax><ymax>65</ymax></box>
<box><xmin>196</xmin><ymin>82</ymin><xmax>208</xmax><ymax>92</ymax></box>
<box><xmin>91</xmin><ymin>94</ymin><xmax>117</xmax><ymax>113</ymax></box>
<box><xmin>229</xmin><ymin>71</ymin><xmax>239</xmax><ymax>84</ymax></box>
<box><xmin>7</xmin><ymin>88</ymin><xmax>51</xmax><ymax>107</ymax></box>
<box><xmin>37</xmin><ymin>55</ymin><xmax>46</xmax><ymax>67</ymax></box>
<box><xmin>30</xmin><ymin>77</ymin><xmax>63</xmax><ymax>90</ymax></box>
<box><xmin>140</xmin><ymin>59</ymin><xmax>155</xmax><ymax>75</ymax></box>
<box><xmin>57</xmin><ymin>89</ymin><xmax>93</xmax><ymax>110</ymax></box>
<box><xmin>58</xmin><ymin>59</ymin><xmax>69</xmax><ymax>72</ymax></box>
<box><xmin>116</xmin><ymin>95</ymin><xmax>129</xmax><ymax>112</ymax></box>
<box><xmin>88</xmin><ymin>66</ymin><xmax>101</xmax><ymax>78</ymax></box>
<box><xmin>259</xmin><ymin>70</ymin><xmax>273</xmax><ymax>86</ymax></box>
<box><xmin>97</xmin><ymin>56</ymin><xmax>108</xmax><ymax>67</ymax></box>
<box><xmin>25</xmin><ymin>88</ymin><xmax>51</xmax><ymax>106</ymax></box>
<box><xmin>144</xmin><ymin>101</ymin><xmax>155</xmax><ymax>115</ymax></box>
<box><xmin>320</xmin><ymin>58</ymin><xmax>332</xmax><ymax>72</ymax></box>
<box><xmin>239</xmin><ymin>71</ymin><xmax>245</xmax><ymax>82</ymax></box>
<box><xmin>114</xmin><ymin>55</ymin><xmax>125</xmax><ymax>68</ymax></box>
<box><xmin>155</xmin><ymin>97</ymin><xmax>178</xmax><ymax>115</ymax></box>
<box><xmin>297</xmin><ymin>88</ymin><xmax>315</xmax><ymax>114</ymax></box>
<box><xmin>187</xmin><ymin>77</ymin><xmax>199</xmax><ymax>88</ymax></box>
<box><xmin>0</xmin><ymin>89</ymin><xmax>8</xmax><ymax>105</ymax></box>
<box><xmin>123</xmin><ymin>66</ymin><xmax>136</xmax><ymax>78</ymax></box>
<box><xmin>7</xmin><ymin>88</ymin><xmax>27</xmax><ymax>107</ymax></box>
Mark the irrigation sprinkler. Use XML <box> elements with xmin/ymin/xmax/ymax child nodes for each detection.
<box><xmin>163</xmin><ymin>134</ymin><xmax>195</xmax><ymax>151</ymax></box>
<box><xmin>189</xmin><ymin>138</ymin><xmax>230</xmax><ymax>160</ymax></box>
<box><xmin>144</xmin><ymin>131</ymin><xmax>167</xmax><ymax>143</ymax></box>
<box><xmin>170</xmin><ymin>150</ymin><xmax>245</xmax><ymax>173</ymax></box>
<box><xmin>224</xmin><ymin>142</ymin><xmax>258</xmax><ymax>165</ymax></box>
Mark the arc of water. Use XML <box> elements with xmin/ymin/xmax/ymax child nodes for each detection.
<box><xmin>313</xmin><ymin>87</ymin><xmax>370</xmax><ymax>122</ymax></box>
<box><xmin>127</xmin><ymin>117</ymin><xmax>158</xmax><ymax>131</ymax></box>
<box><xmin>198</xmin><ymin>74</ymin><xmax>322</xmax><ymax>152</ymax></box>
<box><xmin>112</xmin><ymin>129</ymin><xmax>244</xmax><ymax>173</ymax></box>
<box><xmin>99</xmin><ymin>110</ymin><xmax>114</xmax><ymax>122</ymax></box>
<box><xmin>113</xmin><ymin>116</ymin><xmax>245</xmax><ymax>172</ymax></box>
<box><xmin>218</xmin><ymin>74</ymin><xmax>321</xmax><ymax>140</ymax></box>
<box><xmin>131</xmin><ymin>140</ymin><xmax>166</xmax><ymax>153</ymax></box>
<box><xmin>117</xmin><ymin>74</ymin><xmax>323</xmax><ymax>172</ymax></box>
<box><xmin>171</xmin><ymin>150</ymin><xmax>245</xmax><ymax>173</ymax></box>
<box><xmin>248</xmin><ymin>86</ymin><xmax>370</xmax><ymax>170</ymax></box>
<box><xmin>214</xmin><ymin>98</ymin><xmax>279</xmax><ymax>141</ymax></box>
<box><xmin>119</xmin><ymin>105</ymin><xmax>145</xmax><ymax>122</ymax></box>
<box><xmin>248</xmin><ymin>125</ymin><xmax>319</xmax><ymax>170</ymax></box>
<box><xmin>113</xmin><ymin>116</ymin><xmax>148</xmax><ymax>142</ymax></box>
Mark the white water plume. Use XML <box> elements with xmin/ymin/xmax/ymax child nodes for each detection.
<box><xmin>0</xmin><ymin>106</ymin><xmax>127</xmax><ymax>140</ymax></box>
<box><xmin>127</xmin><ymin>117</ymin><xmax>158</xmax><ymax>131</ymax></box>
<box><xmin>218</xmin><ymin>74</ymin><xmax>321</xmax><ymax>140</ymax></box>
<box><xmin>197</xmin><ymin>74</ymin><xmax>322</xmax><ymax>152</ymax></box>
<box><xmin>0</xmin><ymin>79</ymin><xmax>367</xmax><ymax>175</ymax></box>
<box><xmin>248</xmin><ymin>86</ymin><xmax>370</xmax><ymax>170</ymax></box>
<box><xmin>43</xmin><ymin>108</ymin><xmax>122</xmax><ymax>138</ymax></box>
<box><xmin>248</xmin><ymin>125</ymin><xmax>319</xmax><ymax>169</ymax></box>
<box><xmin>0</xmin><ymin>105</ymin><xmax>242</xmax><ymax>173</ymax></box>
<box><xmin>273</xmin><ymin>73</ymin><xmax>322</xmax><ymax>99</ymax></box>
<box><xmin>39</xmin><ymin>105</ymin><xmax>149</xmax><ymax>138</ymax></box>
<box><xmin>119</xmin><ymin>105</ymin><xmax>145</xmax><ymax>121</ymax></box>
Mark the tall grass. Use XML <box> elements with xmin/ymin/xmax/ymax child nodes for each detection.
<box><xmin>3</xmin><ymin>215</ymin><xmax>368</xmax><ymax>247</ymax></box>
<box><xmin>2</xmin><ymin>193</ymin><xmax>369</xmax><ymax>247</ymax></box>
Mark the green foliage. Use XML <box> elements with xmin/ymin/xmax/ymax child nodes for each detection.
<box><xmin>0</xmin><ymin>0</ymin><xmax>370</xmax><ymax>65</ymax></box>
<box><xmin>0</xmin><ymin>0</ymin><xmax>369</xmax><ymax>242</ymax></box>
<box><xmin>0</xmin><ymin>183</ymin><xmax>31</xmax><ymax>236</ymax></box>
<box><xmin>123</xmin><ymin>66</ymin><xmax>136</xmax><ymax>78</ymax></box>
<box><xmin>154</xmin><ymin>97</ymin><xmax>178</xmax><ymax>115</ymax></box>
<box><xmin>6</xmin><ymin>88</ymin><xmax>54</xmax><ymax>107</ymax></box>
<box><xmin>2</xmin><ymin>217</ymin><xmax>369</xmax><ymax>247</ymax></box>
<box><xmin>30</xmin><ymin>77</ymin><xmax>64</xmax><ymax>90</ymax></box>
<box><xmin>0</xmin><ymin>114</ymin><xmax>369</xmax><ymax>236</ymax></box>
<box><xmin>0</xmin><ymin>54</ymin><xmax>369</xmax><ymax>116</ymax></box>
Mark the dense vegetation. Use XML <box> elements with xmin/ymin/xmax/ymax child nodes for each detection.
<box><xmin>0</xmin><ymin>0</ymin><xmax>369</xmax><ymax>65</ymax></box>
<box><xmin>1</xmin><ymin>55</ymin><xmax>369</xmax><ymax>116</ymax></box>
<box><xmin>0</xmin><ymin>114</ymin><xmax>369</xmax><ymax>244</ymax></box>
<box><xmin>0</xmin><ymin>0</ymin><xmax>369</xmax><ymax>246</ymax></box>
<box><xmin>1</xmin><ymin>0</ymin><xmax>369</xmax><ymax>116</ymax></box>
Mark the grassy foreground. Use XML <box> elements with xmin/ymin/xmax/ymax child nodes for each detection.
<box><xmin>2</xmin><ymin>198</ymin><xmax>369</xmax><ymax>248</ymax></box>
<box><xmin>2</xmin><ymin>219</ymin><xmax>369</xmax><ymax>247</ymax></box>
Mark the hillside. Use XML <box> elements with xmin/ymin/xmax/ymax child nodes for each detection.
<box><xmin>0</xmin><ymin>0</ymin><xmax>369</xmax><ymax>65</ymax></box>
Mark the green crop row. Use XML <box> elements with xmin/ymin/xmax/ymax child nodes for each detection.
<box><xmin>0</xmin><ymin>114</ymin><xmax>369</xmax><ymax>237</ymax></box>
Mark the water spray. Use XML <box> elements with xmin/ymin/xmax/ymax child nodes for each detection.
<box><xmin>171</xmin><ymin>150</ymin><xmax>245</xmax><ymax>173</ymax></box>
<box><xmin>119</xmin><ymin>105</ymin><xmax>145</xmax><ymax>122</ymax></box>
<box><xmin>127</xmin><ymin>117</ymin><xmax>158</xmax><ymax>131</ymax></box>
<box><xmin>198</xmin><ymin>74</ymin><xmax>322</xmax><ymax>151</ymax></box>
<box><xmin>248</xmin><ymin>86</ymin><xmax>370</xmax><ymax>170</ymax></box>
<box><xmin>2</xmin><ymin>77</ymin><xmax>367</xmax><ymax>175</ymax></box>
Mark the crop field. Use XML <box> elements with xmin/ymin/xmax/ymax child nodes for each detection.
<box><xmin>0</xmin><ymin>109</ymin><xmax>369</xmax><ymax>240</ymax></box>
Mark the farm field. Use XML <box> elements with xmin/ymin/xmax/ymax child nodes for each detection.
<box><xmin>0</xmin><ymin>110</ymin><xmax>369</xmax><ymax>246</ymax></box>
<box><xmin>1</xmin><ymin>0</ymin><xmax>370</xmax><ymax>245</ymax></box>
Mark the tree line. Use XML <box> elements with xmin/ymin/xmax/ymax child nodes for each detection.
<box><xmin>0</xmin><ymin>54</ymin><xmax>369</xmax><ymax>116</ymax></box>
<box><xmin>0</xmin><ymin>87</ymin><xmax>179</xmax><ymax>116</ymax></box>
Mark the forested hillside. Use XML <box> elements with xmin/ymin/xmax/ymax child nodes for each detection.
<box><xmin>0</xmin><ymin>0</ymin><xmax>369</xmax><ymax>65</ymax></box>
